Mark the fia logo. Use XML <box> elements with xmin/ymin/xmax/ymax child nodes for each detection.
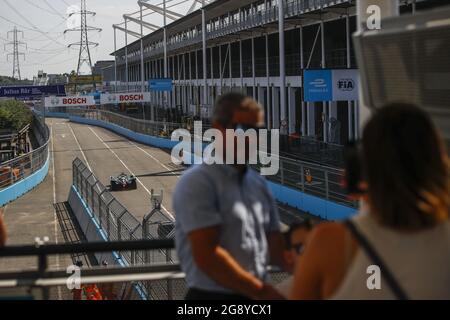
<box><xmin>337</xmin><ymin>79</ymin><xmax>355</xmax><ymax>92</ymax></box>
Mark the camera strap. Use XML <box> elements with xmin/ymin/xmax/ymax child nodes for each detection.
<box><xmin>345</xmin><ymin>220</ymin><xmax>409</xmax><ymax>300</ymax></box>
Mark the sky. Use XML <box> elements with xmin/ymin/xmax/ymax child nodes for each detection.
<box><xmin>0</xmin><ymin>0</ymin><xmax>198</xmax><ymax>79</ymax></box>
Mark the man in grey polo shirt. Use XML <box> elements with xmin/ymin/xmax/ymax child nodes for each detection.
<box><xmin>173</xmin><ymin>93</ymin><xmax>286</xmax><ymax>300</ymax></box>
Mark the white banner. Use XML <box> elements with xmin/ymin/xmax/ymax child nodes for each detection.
<box><xmin>331</xmin><ymin>69</ymin><xmax>359</xmax><ymax>101</ymax></box>
<box><xmin>100</xmin><ymin>92</ymin><xmax>151</xmax><ymax>105</ymax></box>
<box><xmin>44</xmin><ymin>96</ymin><xmax>96</xmax><ymax>107</ymax></box>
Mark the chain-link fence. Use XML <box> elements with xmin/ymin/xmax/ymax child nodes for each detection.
<box><xmin>0</xmin><ymin>113</ymin><xmax>49</xmax><ymax>190</ymax></box>
<box><xmin>72</xmin><ymin>157</ymin><xmax>179</xmax><ymax>299</ymax></box>
<box><xmin>72</xmin><ymin>157</ymin><xmax>290</xmax><ymax>300</ymax></box>
<box><xmin>68</xmin><ymin>108</ymin><xmax>199</xmax><ymax>139</ymax></box>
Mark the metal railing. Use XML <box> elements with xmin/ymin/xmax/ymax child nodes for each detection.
<box><xmin>0</xmin><ymin>113</ymin><xmax>49</xmax><ymax>190</ymax></box>
<box><xmin>67</xmin><ymin>109</ymin><xmax>354</xmax><ymax>208</ymax></box>
<box><xmin>0</xmin><ymin>239</ymin><xmax>288</xmax><ymax>300</ymax></box>
<box><xmin>70</xmin><ymin>108</ymin><xmax>185</xmax><ymax>138</ymax></box>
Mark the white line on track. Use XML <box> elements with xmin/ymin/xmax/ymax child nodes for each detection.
<box><xmin>67</xmin><ymin>123</ymin><xmax>93</xmax><ymax>172</ymax></box>
<box><xmin>87</xmin><ymin>127</ymin><xmax>175</xmax><ymax>221</ymax></box>
<box><xmin>50</xmin><ymin>121</ymin><xmax>62</xmax><ymax>300</ymax></box>
<box><xmin>128</xmin><ymin>142</ymin><xmax>181</xmax><ymax>179</ymax></box>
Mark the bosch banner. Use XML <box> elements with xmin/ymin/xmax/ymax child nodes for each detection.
<box><xmin>303</xmin><ymin>69</ymin><xmax>359</xmax><ymax>102</ymax></box>
<box><xmin>44</xmin><ymin>96</ymin><xmax>96</xmax><ymax>107</ymax></box>
<box><xmin>100</xmin><ymin>92</ymin><xmax>151</xmax><ymax>104</ymax></box>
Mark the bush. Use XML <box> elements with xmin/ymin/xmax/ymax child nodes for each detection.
<box><xmin>0</xmin><ymin>100</ymin><xmax>33</xmax><ymax>132</ymax></box>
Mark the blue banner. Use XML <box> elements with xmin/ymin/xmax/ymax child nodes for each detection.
<box><xmin>0</xmin><ymin>85</ymin><xmax>66</xmax><ymax>98</ymax></box>
<box><xmin>303</xmin><ymin>70</ymin><xmax>333</xmax><ymax>102</ymax></box>
<box><xmin>303</xmin><ymin>69</ymin><xmax>359</xmax><ymax>102</ymax></box>
<box><xmin>148</xmin><ymin>78</ymin><xmax>173</xmax><ymax>92</ymax></box>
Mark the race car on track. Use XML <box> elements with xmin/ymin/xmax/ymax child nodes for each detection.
<box><xmin>110</xmin><ymin>173</ymin><xmax>137</xmax><ymax>191</ymax></box>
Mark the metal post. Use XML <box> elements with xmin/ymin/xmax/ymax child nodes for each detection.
<box><xmin>125</xmin><ymin>18</ymin><xmax>129</xmax><ymax>92</ymax></box>
<box><xmin>140</xmin><ymin>4</ymin><xmax>146</xmax><ymax>120</ymax></box>
<box><xmin>321</xmin><ymin>19</ymin><xmax>327</xmax><ymax>143</ymax></box>
<box><xmin>114</xmin><ymin>27</ymin><xmax>118</xmax><ymax>93</ymax></box>
<box><xmin>97</xmin><ymin>189</ymin><xmax>106</xmax><ymax>228</ymax></box>
<box><xmin>228</xmin><ymin>43</ymin><xmax>232</xmax><ymax>88</ymax></box>
<box><xmin>239</xmin><ymin>40</ymin><xmax>243</xmax><ymax>90</ymax></box>
<box><xmin>38</xmin><ymin>254</ymin><xmax>49</xmax><ymax>300</ymax></box>
<box><xmin>219</xmin><ymin>45</ymin><xmax>222</xmax><ymax>96</ymax></box>
<box><xmin>265</xmin><ymin>34</ymin><xmax>271</xmax><ymax>129</ymax></box>
<box><xmin>201</xmin><ymin>1</ymin><xmax>208</xmax><ymax>109</ymax></box>
<box><xmin>163</xmin><ymin>0</ymin><xmax>168</xmax><ymax>110</ymax></box>
<box><xmin>278</xmin><ymin>0</ymin><xmax>286</xmax><ymax>127</ymax></box>
<box><xmin>346</xmin><ymin>13</ymin><xmax>353</xmax><ymax>141</ymax></box>
<box><xmin>251</xmin><ymin>37</ymin><xmax>255</xmax><ymax>99</ymax></box>
<box><xmin>300</xmin><ymin>25</ymin><xmax>306</xmax><ymax>136</ymax></box>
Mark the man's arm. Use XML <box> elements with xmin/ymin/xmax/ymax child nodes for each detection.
<box><xmin>189</xmin><ymin>226</ymin><xmax>264</xmax><ymax>299</ymax></box>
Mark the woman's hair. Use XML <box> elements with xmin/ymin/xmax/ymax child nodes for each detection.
<box><xmin>362</xmin><ymin>103</ymin><xmax>449</xmax><ymax>230</ymax></box>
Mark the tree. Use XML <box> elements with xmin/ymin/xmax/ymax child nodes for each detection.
<box><xmin>0</xmin><ymin>100</ymin><xmax>33</xmax><ymax>132</ymax></box>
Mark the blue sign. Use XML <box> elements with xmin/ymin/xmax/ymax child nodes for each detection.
<box><xmin>0</xmin><ymin>85</ymin><xmax>66</xmax><ymax>98</ymax></box>
<box><xmin>303</xmin><ymin>70</ymin><xmax>332</xmax><ymax>102</ymax></box>
<box><xmin>149</xmin><ymin>78</ymin><xmax>173</xmax><ymax>92</ymax></box>
<box><xmin>303</xmin><ymin>69</ymin><xmax>359</xmax><ymax>102</ymax></box>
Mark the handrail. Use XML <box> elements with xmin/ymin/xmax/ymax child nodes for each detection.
<box><xmin>0</xmin><ymin>113</ymin><xmax>50</xmax><ymax>192</ymax></box>
<box><xmin>0</xmin><ymin>239</ymin><xmax>175</xmax><ymax>258</ymax></box>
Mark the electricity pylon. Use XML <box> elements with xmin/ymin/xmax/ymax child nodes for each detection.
<box><xmin>5</xmin><ymin>26</ymin><xmax>26</xmax><ymax>80</ymax></box>
<box><xmin>64</xmin><ymin>0</ymin><xmax>101</xmax><ymax>76</ymax></box>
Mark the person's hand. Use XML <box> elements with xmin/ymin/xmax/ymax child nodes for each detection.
<box><xmin>254</xmin><ymin>283</ymin><xmax>286</xmax><ymax>300</ymax></box>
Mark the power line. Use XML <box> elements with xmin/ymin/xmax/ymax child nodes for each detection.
<box><xmin>2</xmin><ymin>0</ymin><xmax>68</xmax><ymax>47</ymax></box>
<box><xmin>43</xmin><ymin>0</ymin><xmax>67</xmax><ymax>20</ymax></box>
<box><xmin>23</xmin><ymin>0</ymin><xmax>66</xmax><ymax>19</ymax></box>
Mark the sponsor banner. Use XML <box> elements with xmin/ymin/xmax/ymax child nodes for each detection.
<box><xmin>44</xmin><ymin>96</ymin><xmax>96</xmax><ymax>107</ymax></box>
<box><xmin>303</xmin><ymin>70</ymin><xmax>333</xmax><ymax>102</ymax></box>
<box><xmin>332</xmin><ymin>69</ymin><xmax>359</xmax><ymax>101</ymax></box>
<box><xmin>0</xmin><ymin>85</ymin><xmax>66</xmax><ymax>98</ymax></box>
<box><xmin>100</xmin><ymin>92</ymin><xmax>151</xmax><ymax>104</ymax></box>
<box><xmin>303</xmin><ymin>69</ymin><xmax>359</xmax><ymax>102</ymax></box>
<box><xmin>149</xmin><ymin>78</ymin><xmax>173</xmax><ymax>91</ymax></box>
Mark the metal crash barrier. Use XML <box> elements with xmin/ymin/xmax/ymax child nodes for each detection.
<box><xmin>71</xmin><ymin>157</ymin><xmax>179</xmax><ymax>299</ymax></box>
